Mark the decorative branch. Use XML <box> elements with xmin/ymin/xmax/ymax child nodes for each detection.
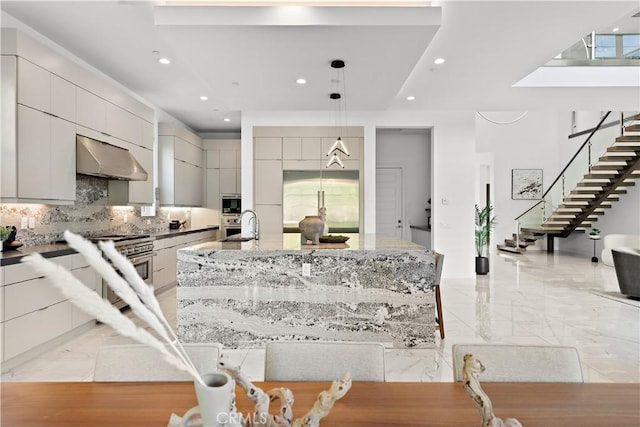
<box><xmin>462</xmin><ymin>354</ymin><xmax>522</xmax><ymax>427</ymax></box>
<box><xmin>219</xmin><ymin>361</ymin><xmax>351</xmax><ymax>427</ymax></box>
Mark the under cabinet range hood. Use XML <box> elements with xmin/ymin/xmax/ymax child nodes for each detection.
<box><xmin>76</xmin><ymin>135</ymin><xmax>147</xmax><ymax>181</ymax></box>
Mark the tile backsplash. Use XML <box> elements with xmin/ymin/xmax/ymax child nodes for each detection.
<box><xmin>0</xmin><ymin>176</ymin><xmax>191</xmax><ymax>246</ymax></box>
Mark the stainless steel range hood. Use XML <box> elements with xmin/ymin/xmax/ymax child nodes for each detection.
<box><xmin>76</xmin><ymin>135</ymin><xmax>147</xmax><ymax>181</ymax></box>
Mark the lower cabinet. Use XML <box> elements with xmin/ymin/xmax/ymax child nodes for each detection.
<box><xmin>152</xmin><ymin>230</ymin><xmax>216</xmax><ymax>290</ymax></box>
<box><xmin>0</xmin><ymin>254</ymin><xmax>99</xmax><ymax>364</ymax></box>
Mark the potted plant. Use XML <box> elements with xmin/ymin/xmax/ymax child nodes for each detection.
<box><xmin>475</xmin><ymin>204</ymin><xmax>497</xmax><ymax>275</ymax></box>
<box><xmin>0</xmin><ymin>226</ymin><xmax>13</xmax><ymax>252</ymax></box>
<box><xmin>589</xmin><ymin>228</ymin><xmax>601</xmax><ymax>239</ymax></box>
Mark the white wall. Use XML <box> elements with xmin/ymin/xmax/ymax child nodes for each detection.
<box><xmin>242</xmin><ymin>110</ymin><xmax>477</xmax><ymax>278</ymax></box>
<box><xmin>476</xmin><ymin>112</ymin><xmax>563</xmax><ymax>251</ymax></box>
<box><xmin>376</xmin><ymin>130</ymin><xmax>431</xmax><ymax>241</ymax></box>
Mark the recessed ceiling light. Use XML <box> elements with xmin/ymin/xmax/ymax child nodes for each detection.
<box><xmin>223</xmin><ymin>118</ymin><xmax>231</xmax><ymax>122</ymax></box>
<box><xmin>158</xmin><ymin>57</ymin><xmax>171</xmax><ymax>65</ymax></box>
<box><xmin>200</xmin><ymin>96</ymin><xmax>209</xmax><ymax>101</ymax></box>
<box><xmin>296</xmin><ymin>78</ymin><xmax>307</xmax><ymax>85</ymax></box>
<box><xmin>612</xmin><ymin>27</ymin><xmax>620</xmax><ymax>32</ymax></box>
<box><xmin>406</xmin><ymin>95</ymin><xmax>416</xmax><ymax>101</ymax></box>
<box><xmin>434</xmin><ymin>58</ymin><xmax>445</xmax><ymax>65</ymax></box>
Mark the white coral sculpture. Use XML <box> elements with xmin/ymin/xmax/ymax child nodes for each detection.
<box><xmin>219</xmin><ymin>361</ymin><xmax>352</xmax><ymax>427</ymax></box>
<box><xmin>462</xmin><ymin>354</ymin><xmax>522</xmax><ymax>427</ymax></box>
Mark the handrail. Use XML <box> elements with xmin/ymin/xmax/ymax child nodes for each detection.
<box><xmin>513</xmin><ymin>111</ymin><xmax>612</xmax><ymax>223</ymax></box>
<box><xmin>569</xmin><ymin>112</ymin><xmax>639</xmax><ymax>139</ymax></box>
<box><xmin>540</xmin><ymin>112</ymin><xmax>610</xmax><ymax>201</ymax></box>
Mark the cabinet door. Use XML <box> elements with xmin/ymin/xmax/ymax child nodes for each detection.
<box><xmin>76</xmin><ymin>87</ymin><xmax>106</xmax><ymax>133</ymax></box>
<box><xmin>175</xmin><ymin>137</ymin><xmax>203</xmax><ymax>167</ymax></box>
<box><xmin>71</xmin><ymin>266</ymin><xmax>98</xmax><ymax>328</ymax></box>
<box><xmin>174</xmin><ymin>161</ymin><xmax>202</xmax><ymax>206</ymax></box>
<box><xmin>50</xmin><ymin>74</ymin><xmax>76</xmax><ymax>122</ymax></box>
<box><xmin>17</xmin><ymin>105</ymin><xmax>51</xmax><ymax>199</ymax></box>
<box><xmin>255</xmin><ymin>160</ymin><xmax>282</xmax><ymax>205</ymax></box>
<box><xmin>255</xmin><ymin>137</ymin><xmax>282</xmax><ymax>159</ymax></box>
<box><xmin>219</xmin><ymin>150</ymin><xmax>236</xmax><ymax>168</ymax></box>
<box><xmin>4</xmin><ymin>301</ymin><xmax>72</xmax><ymax>360</ymax></box>
<box><xmin>106</xmin><ymin>103</ymin><xmax>141</xmax><ymax>145</ymax></box>
<box><xmin>128</xmin><ymin>144</ymin><xmax>153</xmax><ymax>205</ymax></box>
<box><xmin>206</xmin><ymin>168</ymin><xmax>220</xmax><ymax>209</ymax></box>
<box><xmin>219</xmin><ymin>168</ymin><xmax>237</xmax><ymax>195</ymax></box>
<box><xmin>283</xmin><ymin>137</ymin><xmax>302</xmax><ymax>160</ymax></box>
<box><xmin>141</xmin><ymin>120</ymin><xmax>154</xmax><ymax>150</ymax></box>
<box><xmin>50</xmin><ymin>117</ymin><xmax>76</xmax><ymax>201</ymax></box>
<box><xmin>206</xmin><ymin>150</ymin><xmax>220</xmax><ymax>169</ymax></box>
<box><xmin>302</xmin><ymin>137</ymin><xmax>322</xmax><ymax>160</ymax></box>
<box><xmin>17</xmin><ymin>58</ymin><xmax>50</xmax><ymax>113</ymax></box>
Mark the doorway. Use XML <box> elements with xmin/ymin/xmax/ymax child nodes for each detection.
<box><xmin>376</xmin><ymin>167</ymin><xmax>403</xmax><ymax>239</ymax></box>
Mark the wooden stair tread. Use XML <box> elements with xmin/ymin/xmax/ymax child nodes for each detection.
<box><xmin>616</xmin><ymin>135</ymin><xmax>640</xmax><ymax>142</ymax></box>
<box><xmin>624</xmin><ymin>124</ymin><xmax>640</xmax><ymax>132</ymax></box>
<box><xmin>497</xmin><ymin>244</ymin><xmax>526</xmax><ymax>254</ymax></box>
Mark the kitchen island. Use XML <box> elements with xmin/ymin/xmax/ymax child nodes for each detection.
<box><xmin>176</xmin><ymin>234</ymin><xmax>438</xmax><ymax>348</ymax></box>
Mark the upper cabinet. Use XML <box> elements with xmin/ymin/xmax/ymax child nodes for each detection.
<box><xmin>1</xmin><ymin>29</ymin><xmax>155</xmax><ymax>205</ymax></box>
<box><xmin>203</xmin><ymin>139</ymin><xmax>241</xmax><ymax>209</ymax></box>
<box><xmin>158</xmin><ymin>123</ymin><xmax>204</xmax><ymax>207</ymax></box>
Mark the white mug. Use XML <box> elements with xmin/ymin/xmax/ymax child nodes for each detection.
<box><xmin>180</xmin><ymin>372</ymin><xmax>235</xmax><ymax>427</ymax></box>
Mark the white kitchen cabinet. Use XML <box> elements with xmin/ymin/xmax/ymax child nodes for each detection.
<box><xmin>283</xmin><ymin>137</ymin><xmax>302</xmax><ymax>160</ymax></box>
<box><xmin>153</xmin><ymin>230</ymin><xmax>216</xmax><ymax>290</ymax></box>
<box><xmin>141</xmin><ymin>120</ymin><xmax>153</xmax><ymax>150</ymax></box>
<box><xmin>17</xmin><ymin>57</ymin><xmax>49</xmax><ymax>112</ymax></box>
<box><xmin>17</xmin><ymin>105</ymin><xmax>76</xmax><ymax>202</ymax></box>
<box><xmin>158</xmin><ymin>125</ymin><xmax>204</xmax><ymax>207</ymax></box>
<box><xmin>174</xmin><ymin>160</ymin><xmax>203</xmax><ymax>207</ymax></box>
<box><xmin>206</xmin><ymin>150</ymin><xmax>220</xmax><ymax>169</ymax></box>
<box><xmin>206</xmin><ymin>168</ymin><xmax>220</xmax><ymax>210</ymax></box>
<box><xmin>127</xmin><ymin>143</ymin><xmax>154</xmax><ymax>205</ymax></box>
<box><xmin>4</xmin><ymin>301</ymin><xmax>73</xmax><ymax>360</ymax></box>
<box><xmin>106</xmin><ymin>102</ymin><xmax>142</xmax><ymax>146</ymax></box>
<box><xmin>71</xmin><ymin>266</ymin><xmax>99</xmax><ymax>328</ymax></box>
<box><xmin>76</xmin><ymin>87</ymin><xmax>107</xmax><ymax>134</ymax></box>
<box><xmin>51</xmin><ymin>74</ymin><xmax>76</xmax><ymax>122</ymax></box>
<box><xmin>219</xmin><ymin>150</ymin><xmax>236</xmax><ymax>168</ymax></box>
<box><xmin>255</xmin><ymin>160</ymin><xmax>282</xmax><ymax>205</ymax></box>
<box><xmin>302</xmin><ymin>137</ymin><xmax>322</xmax><ymax>160</ymax></box>
<box><xmin>1</xmin><ymin>253</ymin><xmax>96</xmax><ymax>364</ymax></box>
<box><xmin>219</xmin><ymin>168</ymin><xmax>238</xmax><ymax>195</ymax></box>
<box><xmin>254</xmin><ymin>137</ymin><xmax>282</xmax><ymax>160</ymax></box>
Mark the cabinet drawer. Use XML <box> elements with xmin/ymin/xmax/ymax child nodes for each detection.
<box><xmin>4</xmin><ymin>301</ymin><xmax>73</xmax><ymax>360</ymax></box>
<box><xmin>4</xmin><ymin>254</ymin><xmax>73</xmax><ymax>285</ymax></box>
<box><xmin>4</xmin><ymin>276</ymin><xmax>67</xmax><ymax>321</ymax></box>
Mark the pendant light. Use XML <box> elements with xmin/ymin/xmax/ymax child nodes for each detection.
<box><xmin>326</xmin><ymin>59</ymin><xmax>350</xmax><ymax>169</ymax></box>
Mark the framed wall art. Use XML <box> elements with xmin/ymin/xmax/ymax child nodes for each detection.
<box><xmin>511</xmin><ymin>169</ymin><xmax>543</xmax><ymax>200</ymax></box>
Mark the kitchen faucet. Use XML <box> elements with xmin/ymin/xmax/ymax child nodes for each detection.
<box><xmin>240</xmin><ymin>209</ymin><xmax>260</xmax><ymax>240</ymax></box>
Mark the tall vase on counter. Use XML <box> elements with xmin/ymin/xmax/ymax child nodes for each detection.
<box><xmin>318</xmin><ymin>190</ymin><xmax>329</xmax><ymax>236</ymax></box>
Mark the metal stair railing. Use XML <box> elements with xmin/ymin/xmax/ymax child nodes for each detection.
<box><xmin>512</xmin><ymin>111</ymin><xmax>639</xmax><ymax>246</ymax></box>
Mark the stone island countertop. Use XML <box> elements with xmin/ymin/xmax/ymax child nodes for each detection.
<box><xmin>176</xmin><ymin>234</ymin><xmax>438</xmax><ymax>349</ymax></box>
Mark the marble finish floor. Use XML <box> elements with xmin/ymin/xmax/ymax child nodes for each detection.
<box><xmin>2</xmin><ymin>250</ymin><xmax>638</xmax><ymax>383</ymax></box>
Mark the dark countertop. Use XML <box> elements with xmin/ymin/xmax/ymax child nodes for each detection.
<box><xmin>0</xmin><ymin>226</ymin><xmax>219</xmax><ymax>267</ymax></box>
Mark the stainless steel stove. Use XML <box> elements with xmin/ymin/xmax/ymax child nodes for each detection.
<box><xmin>90</xmin><ymin>234</ymin><xmax>154</xmax><ymax>310</ymax></box>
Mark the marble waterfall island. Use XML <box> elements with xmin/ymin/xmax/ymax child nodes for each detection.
<box><xmin>176</xmin><ymin>234</ymin><xmax>438</xmax><ymax>348</ymax></box>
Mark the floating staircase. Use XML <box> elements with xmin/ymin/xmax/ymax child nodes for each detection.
<box><xmin>498</xmin><ymin>113</ymin><xmax>640</xmax><ymax>254</ymax></box>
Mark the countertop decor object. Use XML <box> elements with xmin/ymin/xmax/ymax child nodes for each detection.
<box><xmin>299</xmin><ymin>215</ymin><xmax>325</xmax><ymax>245</ymax></box>
<box><xmin>462</xmin><ymin>354</ymin><xmax>522</xmax><ymax>427</ymax></box>
<box><xmin>319</xmin><ymin>235</ymin><xmax>349</xmax><ymax>243</ymax></box>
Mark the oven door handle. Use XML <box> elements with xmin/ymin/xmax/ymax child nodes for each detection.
<box><xmin>130</xmin><ymin>253</ymin><xmax>155</xmax><ymax>264</ymax></box>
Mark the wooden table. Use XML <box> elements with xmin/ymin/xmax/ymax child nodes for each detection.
<box><xmin>1</xmin><ymin>382</ymin><xmax>639</xmax><ymax>426</ymax></box>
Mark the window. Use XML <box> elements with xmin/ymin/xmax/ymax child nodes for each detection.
<box><xmin>283</xmin><ymin>170</ymin><xmax>359</xmax><ymax>232</ymax></box>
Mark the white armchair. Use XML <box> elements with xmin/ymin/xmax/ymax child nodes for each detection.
<box><xmin>601</xmin><ymin>234</ymin><xmax>640</xmax><ymax>266</ymax></box>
